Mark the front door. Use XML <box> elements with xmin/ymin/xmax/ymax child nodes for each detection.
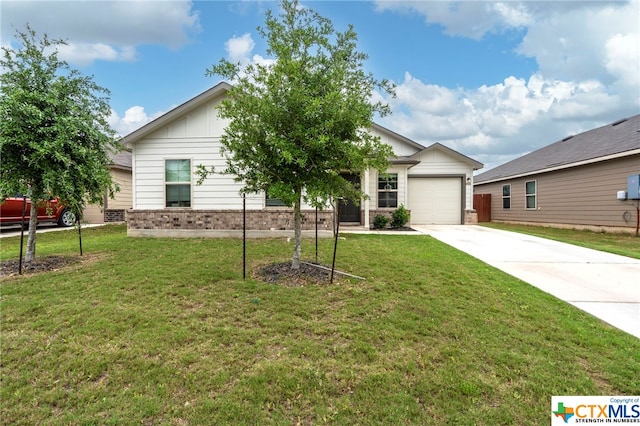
<box><xmin>339</xmin><ymin>174</ymin><xmax>361</xmax><ymax>223</ymax></box>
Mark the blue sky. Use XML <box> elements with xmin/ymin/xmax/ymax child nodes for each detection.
<box><xmin>2</xmin><ymin>1</ymin><xmax>638</xmax><ymax>172</ymax></box>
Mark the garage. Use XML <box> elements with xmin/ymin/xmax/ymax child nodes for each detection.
<box><xmin>408</xmin><ymin>176</ymin><xmax>462</xmax><ymax>224</ymax></box>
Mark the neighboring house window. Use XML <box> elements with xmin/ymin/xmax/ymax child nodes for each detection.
<box><xmin>502</xmin><ymin>184</ymin><xmax>511</xmax><ymax>209</ymax></box>
<box><xmin>165</xmin><ymin>159</ymin><xmax>191</xmax><ymax>207</ymax></box>
<box><xmin>525</xmin><ymin>180</ymin><xmax>537</xmax><ymax>209</ymax></box>
<box><xmin>378</xmin><ymin>173</ymin><xmax>398</xmax><ymax>208</ymax></box>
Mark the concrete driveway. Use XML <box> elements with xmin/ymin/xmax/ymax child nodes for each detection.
<box><xmin>412</xmin><ymin>225</ymin><xmax>640</xmax><ymax>339</ymax></box>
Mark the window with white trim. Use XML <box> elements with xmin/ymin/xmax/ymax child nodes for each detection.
<box><xmin>378</xmin><ymin>173</ymin><xmax>398</xmax><ymax>208</ymax></box>
<box><xmin>525</xmin><ymin>180</ymin><xmax>536</xmax><ymax>209</ymax></box>
<box><xmin>165</xmin><ymin>159</ymin><xmax>191</xmax><ymax>207</ymax></box>
<box><xmin>502</xmin><ymin>184</ymin><xmax>511</xmax><ymax>209</ymax></box>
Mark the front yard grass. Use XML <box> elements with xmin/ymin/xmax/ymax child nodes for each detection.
<box><xmin>481</xmin><ymin>222</ymin><xmax>640</xmax><ymax>259</ymax></box>
<box><xmin>1</xmin><ymin>224</ymin><xmax>639</xmax><ymax>425</ymax></box>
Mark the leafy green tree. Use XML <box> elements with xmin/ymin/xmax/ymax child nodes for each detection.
<box><xmin>207</xmin><ymin>0</ymin><xmax>395</xmax><ymax>269</ymax></box>
<box><xmin>0</xmin><ymin>26</ymin><xmax>119</xmax><ymax>262</ymax></box>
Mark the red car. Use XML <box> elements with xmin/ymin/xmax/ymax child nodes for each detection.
<box><xmin>0</xmin><ymin>197</ymin><xmax>76</xmax><ymax>227</ymax></box>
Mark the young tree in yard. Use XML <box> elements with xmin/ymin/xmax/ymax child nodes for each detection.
<box><xmin>0</xmin><ymin>26</ymin><xmax>119</xmax><ymax>262</ymax></box>
<box><xmin>207</xmin><ymin>0</ymin><xmax>395</xmax><ymax>269</ymax></box>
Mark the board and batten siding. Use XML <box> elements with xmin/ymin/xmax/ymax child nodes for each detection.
<box><xmin>133</xmin><ymin>137</ymin><xmax>331</xmax><ymax>211</ymax></box>
<box><xmin>131</xmin><ymin>95</ymin><xmax>243</xmax><ymax>209</ymax></box>
<box><xmin>371</xmin><ymin>127</ymin><xmax>419</xmax><ymax>157</ymax></box>
<box><xmin>131</xmin><ymin>94</ymin><xmax>324</xmax><ymax>211</ymax></box>
<box><xmin>474</xmin><ymin>155</ymin><xmax>639</xmax><ymax>229</ymax></box>
<box><xmin>133</xmin><ymin>136</ymin><xmax>265</xmax><ymax>210</ymax></box>
<box><xmin>409</xmin><ymin>148</ymin><xmax>474</xmax><ymax>210</ymax></box>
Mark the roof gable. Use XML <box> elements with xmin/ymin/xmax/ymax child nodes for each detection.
<box><xmin>370</xmin><ymin>123</ymin><xmax>426</xmax><ymax>155</ymax></box>
<box><xmin>121</xmin><ymin>82</ymin><xmax>231</xmax><ymax>145</ymax></box>
<box><xmin>411</xmin><ymin>142</ymin><xmax>484</xmax><ymax>170</ymax></box>
<box><xmin>120</xmin><ymin>82</ymin><xmax>482</xmax><ymax>171</ymax></box>
<box><xmin>475</xmin><ymin>114</ymin><xmax>640</xmax><ymax>184</ymax></box>
<box><xmin>369</xmin><ymin>125</ymin><xmax>483</xmax><ymax>169</ymax></box>
<box><xmin>121</xmin><ymin>83</ymin><xmax>426</xmax><ymax>155</ymax></box>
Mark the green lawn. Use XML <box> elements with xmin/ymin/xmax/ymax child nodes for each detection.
<box><xmin>1</xmin><ymin>225</ymin><xmax>639</xmax><ymax>425</ymax></box>
<box><xmin>481</xmin><ymin>222</ymin><xmax>640</xmax><ymax>259</ymax></box>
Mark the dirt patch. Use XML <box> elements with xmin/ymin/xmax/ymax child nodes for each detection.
<box><xmin>1</xmin><ymin>256</ymin><xmax>353</xmax><ymax>286</ymax></box>
<box><xmin>0</xmin><ymin>255</ymin><xmax>86</xmax><ymax>278</ymax></box>
<box><xmin>255</xmin><ymin>262</ymin><xmax>341</xmax><ymax>286</ymax></box>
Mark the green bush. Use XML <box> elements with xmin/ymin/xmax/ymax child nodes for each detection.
<box><xmin>391</xmin><ymin>204</ymin><xmax>410</xmax><ymax>228</ymax></box>
<box><xmin>373</xmin><ymin>214</ymin><xmax>389</xmax><ymax>229</ymax></box>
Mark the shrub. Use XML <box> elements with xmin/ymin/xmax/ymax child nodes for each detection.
<box><xmin>373</xmin><ymin>214</ymin><xmax>389</xmax><ymax>229</ymax></box>
<box><xmin>391</xmin><ymin>204</ymin><xmax>410</xmax><ymax>228</ymax></box>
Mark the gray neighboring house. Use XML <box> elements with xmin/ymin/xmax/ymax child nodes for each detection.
<box><xmin>473</xmin><ymin>114</ymin><xmax>640</xmax><ymax>233</ymax></box>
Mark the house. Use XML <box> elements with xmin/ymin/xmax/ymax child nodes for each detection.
<box><xmin>82</xmin><ymin>150</ymin><xmax>132</xmax><ymax>224</ymax></box>
<box><xmin>122</xmin><ymin>82</ymin><xmax>483</xmax><ymax>237</ymax></box>
<box><xmin>473</xmin><ymin>114</ymin><xmax>640</xmax><ymax>233</ymax></box>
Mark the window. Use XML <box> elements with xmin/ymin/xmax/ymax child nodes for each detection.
<box><xmin>525</xmin><ymin>180</ymin><xmax>536</xmax><ymax>209</ymax></box>
<box><xmin>265</xmin><ymin>187</ymin><xmax>286</xmax><ymax>207</ymax></box>
<box><xmin>165</xmin><ymin>159</ymin><xmax>191</xmax><ymax>207</ymax></box>
<box><xmin>378</xmin><ymin>173</ymin><xmax>398</xmax><ymax>208</ymax></box>
<box><xmin>502</xmin><ymin>184</ymin><xmax>511</xmax><ymax>209</ymax></box>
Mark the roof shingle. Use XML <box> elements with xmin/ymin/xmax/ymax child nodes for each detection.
<box><xmin>475</xmin><ymin>114</ymin><xmax>640</xmax><ymax>183</ymax></box>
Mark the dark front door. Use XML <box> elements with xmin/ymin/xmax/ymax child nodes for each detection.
<box><xmin>339</xmin><ymin>174</ymin><xmax>361</xmax><ymax>223</ymax></box>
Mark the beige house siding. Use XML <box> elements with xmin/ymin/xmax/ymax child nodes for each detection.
<box><xmin>109</xmin><ymin>168</ymin><xmax>133</xmax><ymax>210</ymax></box>
<box><xmin>474</xmin><ymin>154</ymin><xmax>639</xmax><ymax>230</ymax></box>
<box><xmin>83</xmin><ymin>167</ymin><xmax>133</xmax><ymax>224</ymax></box>
<box><xmin>409</xmin><ymin>147</ymin><xmax>474</xmax><ymax>210</ymax></box>
<box><xmin>82</xmin><ymin>204</ymin><xmax>104</xmax><ymax>224</ymax></box>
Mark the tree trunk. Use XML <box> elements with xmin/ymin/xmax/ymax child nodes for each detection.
<box><xmin>291</xmin><ymin>195</ymin><xmax>302</xmax><ymax>270</ymax></box>
<box><xmin>25</xmin><ymin>201</ymin><xmax>38</xmax><ymax>262</ymax></box>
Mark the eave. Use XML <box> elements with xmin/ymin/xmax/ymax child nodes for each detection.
<box><xmin>475</xmin><ymin>148</ymin><xmax>640</xmax><ymax>185</ymax></box>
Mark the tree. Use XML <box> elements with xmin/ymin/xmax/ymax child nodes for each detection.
<box><xmin>0</xmin><ymin>26</ymin><xmax>119</xmax><ymax>262</ymax></box>
<box><xmin>207</xmin><ymin>0</ymin><xmax>395</xmax><ymax>269</ymax></box>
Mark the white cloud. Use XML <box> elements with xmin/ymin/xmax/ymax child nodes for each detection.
<box><xmin>374</xmin><ymin>1</ymin><xmax>638</xmax><ymax>172</ymax></box>
<box><xmin>225</xmin><ymin>33</ymin><xmax>274</xmax><ymax>68</ymax></box>
<box><xmin>226</xmin><ymin>33</ymin><xmax>256</xmax><ymax>65</ymax></box>
<box><xmin>374</xmin><ymin>0</ymin><xmax>531</xmax><ymax>39</ymax></box>
<box><xmin>375</xmin><ymin>1</ymin><xmax>638</xmax><ymax>91</ymax></box>
<box><xmin>493</xmin><ymin>2</ymin><xmax>532</xmax><ymax>28</ymax></box>
<box><xmin>604</xmin><ymin>32</ymin><xmax>640</xmax><ymax>88</ymax></box>
<box><xmin>394</xmin><ymin>72</ymin><xmax>459</xmax><ymax>115</ymax></box>
<box><xmin>379</xmin><ymin>71</ymin><xmax>629</xmax><ymax>166</ymax></box>
<box><xmin>56</xmin><ymin>43</ymin><xmax>137</xmax><ymax>66</ymax></box>
<box><xmin>516</xmin><ymin>2</ymin><xmax>639</xmax><ymax>87</ymax></box>
<box><xmin>109</xmin><ymin>106</ymin><xmax>166</xmax><ymax>137</ymax></box>
<box><xmin>1</xmin><ymin>0</ymin><xmax>200</xmax><ymax>65</ymax></box>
